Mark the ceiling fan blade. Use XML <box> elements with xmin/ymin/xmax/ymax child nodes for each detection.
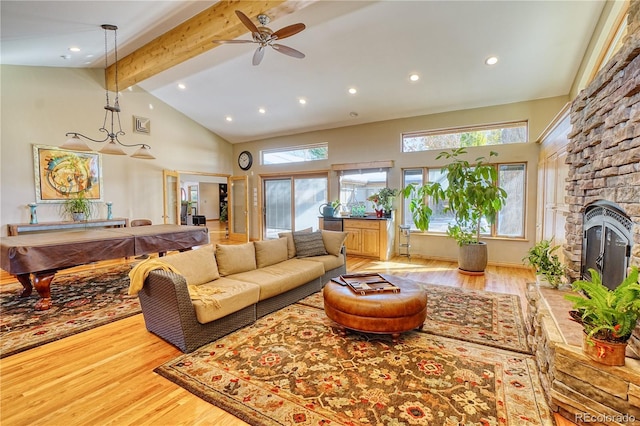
<box><xmin>235</xmin><ymin>10</ymin><xmax>259</xmax><ymax>35</ymax></box>
<box><xmin>253</xmin><ymin>46</ymin><xmax>265</xmax><ymax>66</ymax></box>
<box><xmin>272</xmin><ymin>23</ymin><xmax>306</xmax><ymax>40</ymax></box>
<box><xmin>272</xmin><ymin>44</ymin><xmax>305</xmax><ymax>59</ymax></box>
<box><xmin>212</xmin><ymin>39</ymin><xmax>255</xmax><ymax>44</ymax></box>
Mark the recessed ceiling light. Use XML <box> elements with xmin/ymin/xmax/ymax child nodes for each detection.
<box><xmin>60</xmin><ymin>54</ymin><xmax>71</xmax><ymax>60</ymax></box>
<box><xmin>299</xmin><ymin>98</ymin><xmax>307</xmax><ymax>105</ymax></box>
<box><xmin>349</xmin><ymin>112</ymin><xmax>359</xmax><ymax>117</ymax></box>
<box><xmin>69</xmin><ymin>47</ymin><xmax>80</xmax><ymax>53</ymax></box>
<box><xmin>348</xmin><ymin>88</ymin><xmax>357</xmax><ymax>95</ymax></box>
<box><xmin>258</xmin><ymin>108</ymin><xmax>266</xmax><ymax>114</ymax></box>
<box><xmin>177</xmin><ymin>83</ymin><xmax>186</xmax><ymax>90</ymax></box>
<box><xmin>149</xmin><ymin>104</ymin><xmax>154</xmax><ymax>110</ymax></box>
<box><xmin>485</xmin><ymin>56</ymin><xmax>498</xmax><ymax>65</ymax></box>
<box><xmin>225</xmin><ymin>116</ymin><xmax>233</xmax><ymax>122</ymax></box>
<box><xmin>409</xmin><ymin>73</ymin><xmax>420</xmax><ymax>82</ymax></box>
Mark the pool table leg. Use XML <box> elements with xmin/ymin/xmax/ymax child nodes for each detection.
<box><xmin>16</xmin><ymin>273</ymin><xmax>33</xmax><ymax>297</ymax></box>
<box><xmin>33</xmin><ymin>272</ymin><xmax>55</xmax><ymax>310</ymax></box>
<box><xmin>15</xmin><ymin>271</ymin><xmax>55</xmax><ymax>310</ymax></box>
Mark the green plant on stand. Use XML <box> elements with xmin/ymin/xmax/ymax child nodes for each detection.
<box><xmin>522</xmin><ymin>238</ymin><xmax>566</xmax><ymax>288</ymax></box>
<box><xmin>60</xmin><ymin>190</ymin><xmax>93</xmax><ymax>221</ymax></box>
<box><xmin>220</xmin><ymin>203</ymin><xmax>228</xmax><ymax>223</ymax></box>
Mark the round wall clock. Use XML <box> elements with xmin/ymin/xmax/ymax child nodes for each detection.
<box><xmin>238</xmin><ymin>150</ymin><xmax>253</xmax><ymax>170</ymax></box>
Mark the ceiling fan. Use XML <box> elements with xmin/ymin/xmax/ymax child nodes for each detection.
<box><xmin>213</xmin><ymin>10</ymin><xmax>306</xmax><ymax>66</ymax></box>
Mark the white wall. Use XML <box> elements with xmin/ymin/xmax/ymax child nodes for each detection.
<box><xmin>232</xmin><ymin>96</ymin><xmax>569</xmax><ymax>266</ymax></box>
<box><xmin>0</xmin><ymin>65</ymin><xmax>233</xmax><ymax>236</ymax></box>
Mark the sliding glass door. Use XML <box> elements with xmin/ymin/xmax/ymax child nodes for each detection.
<box><xmin>263</xmin><ymin>175</ymin><xmax>327</xmax><ymax>239</ymax></box>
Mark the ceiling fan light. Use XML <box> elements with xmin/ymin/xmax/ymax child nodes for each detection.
<box><xmin>131</xmin><ymin>145</ymin><xmax>156</xmax><ymax>160</ymax></box>
<box><xmin>100</xmin><ymin>140</ymin><xmax>127</xmax><ymax>155</ymax></box>
<box><xmin>60</xmin><ymin>135</ymin><xmax>93</xmax><ymax>152</ymax></box>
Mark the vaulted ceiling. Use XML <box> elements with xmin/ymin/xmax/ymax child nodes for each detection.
<box><xmin>1</xmin><ymin>1</ymin><xmax>607</xmax><ymax>143</ymax></box>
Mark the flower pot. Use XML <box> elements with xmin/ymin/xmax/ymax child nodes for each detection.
<box><xmin>72</xmin><ymin>212</ymin><xmax>86</xmax><ymax>222</ymax></box>
<box><xmin>536</xmin><ymin>275</ymin><xmax>552</xmax><ymax>287</ymax></box>
<box><xmin>458</xmin><ymin>242</ymin><xmax>487</xmax><ymax>273</ymax></box>
<box><xmin>582</xmin><ymin>333</ymin><xmax>627</xmax><ymax>366</ymax></box>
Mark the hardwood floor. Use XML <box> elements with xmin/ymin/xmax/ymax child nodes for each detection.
<box><xmin>0</xmin><ymin>235</ymin><xmax>575</xmax><ymax>425</ymax></box>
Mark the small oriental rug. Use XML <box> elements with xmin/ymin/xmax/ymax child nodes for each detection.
<box><xmin>156</xmin><ymin>304</ymin><xmax>553</xmax><ymax>426</ymax></box>
<box><xmin>0</xmin><ymin>264</ymin><xmax>139</xmax><ymax>358</ymax></box>
<box><xmin>298</xmin><ymin>281</ymin><xmax>531</xmax><ymax>354</ymax></box>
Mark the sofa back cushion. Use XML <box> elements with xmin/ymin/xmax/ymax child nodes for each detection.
<box><xmin>321</xmin><ymin>230</ymin><xmax>348</xmax><ymax>256</ymax></box>
<box><xmin>279</xmin><ymin>227</ymin><xmax>312</xmax><ymax>258</ymax></box>
<box><xmin>254</xmin><ymin>237</ymin><xmax>288</xmax><ymax>268</ymax></box>
<box><xmin>158</xmin><ymin>245</ymin><xmax>219</xmax><ymax>285</ymax></box>
<box><xmin>293</xmin><ymin>231</ymin><xmax>328</xmax><ymax>257</ymax></box>
<box><xmin>216</xmin><ymin>242</ymin><xmax>257</xmax><ymax>276</ymax></box>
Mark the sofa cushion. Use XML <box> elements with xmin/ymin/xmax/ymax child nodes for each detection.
<box><xmin>293</xmin><ymin>231</ymin><xmax>328</xmax><ymax>257</ymax></box>
<box><xmin>321</xmin><ymin>230</ymin><xmax>348</xmax><ymax>256</ymax></box>
<box><xmin>192</xmin><ymin>277</ymin><xmax>260</xmax><ymax>324</ymax></box>
<box><xmin>254</xmin><ymin>237</ymin><xmax>288</xmax><ymax>268</ymax></box>
<box><xmin>304</xmin><ymin>253</ymin><xmax>345</xmax><ymax>272</ymax></box>
<box><xmin>279</xmin><ymin>227</ymin><xmax>312</xmax><ymax>259</ymax></box>
<box><xmin>157</xmin><ymin>245</ymin><xmax>219</xmax><ymax>286</ymax></box>
<box><xmin>215</xmin><ymin>242</ymin><xmax>257</xmax><ymax>276</ymax></box>
<box><xmin>230</xmin><ymin>258</ymin><xmax>325</xmax><ymax>300</ymax></box>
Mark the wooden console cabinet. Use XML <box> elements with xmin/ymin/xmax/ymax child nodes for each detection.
<box><xmin>343</xmin><ymin>218</ymin><xmax>394</xmax><ymax>260</ymax></box>
<box><xmin>318</xmin><ymin>216</ymin><xmax>394</xmax><ymax>260</ymax></box>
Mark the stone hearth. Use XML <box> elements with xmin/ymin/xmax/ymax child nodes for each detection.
<box><xmin>527</xmin><ymin>284</ymin><xmax>640</xmax><ymax>425</ymax></box>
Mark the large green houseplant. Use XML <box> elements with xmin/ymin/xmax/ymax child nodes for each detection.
<box><xmin>59</xmin><ymin>190</ymin><xmax>93</xmax><ymax>221</ymax></box>
<box><xmin>522</xmin><ymin>238</ymin><xmax>566</xmax><ymax>288</ymax></box>
<box><xmin>402</xmin><ymin>148</ymin><xmax>507</xmax><ymax>272</ymax></box>
<box><xmin>565</xmin><ymin>266</ymin><xmax>640</xmax><ymax>365</ymax></box>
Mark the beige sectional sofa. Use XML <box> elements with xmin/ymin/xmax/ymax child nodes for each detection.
<box><xmin>136</xmin><ymin>230</ymin><xmax>347</xmax><ymax>352</ymax></box>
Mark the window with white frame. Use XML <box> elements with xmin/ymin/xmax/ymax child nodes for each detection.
<box><xmin>402</xmin><ymin>163</ymin><xmax>526</xmax><ymax>238</ymax></box>
<box><xmin>402</xmin><ymin>121</ymin><xmax>528</xmax><ymax>153</ymax></box>
<box><xmin>262</xmin><ymin>143</ymin><xmax>328</xmax><ymax>165</ymax></box>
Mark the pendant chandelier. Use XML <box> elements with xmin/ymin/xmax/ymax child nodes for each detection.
<box><xmin>61</xmin><ymin>24</ymin><xmax>155</xmax><ymax>160</ymax></box>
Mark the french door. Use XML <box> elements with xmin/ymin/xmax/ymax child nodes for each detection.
<box><xmin>163</xmin><ymin>170</ymin><xmax>180</xmax><ymax>224</ymax></box>
<box><xmin>263</xmin><ymin>174</ymin><xmax>328</xmax><ymax>239</ymax></box>
<box><xmin>228</xmin><ymin>175</ymin><xmax>249</xmax><ymax>242</ymax></box>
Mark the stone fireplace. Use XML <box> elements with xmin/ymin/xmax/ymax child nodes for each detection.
<box><xmin>526</xmin><ymin>2</ymin><xmax>640</xmax><ymax>424</ymax></box>
<box><xmin>564</xmin><ymin>0</ymin><xmax>640</xmax><ymax>354</ymax></box>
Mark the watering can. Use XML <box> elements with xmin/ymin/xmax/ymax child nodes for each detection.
<box><xmin>319</xmin><ymin>203</ymin><xmax>336</xmax><ymax>218</ymax></box>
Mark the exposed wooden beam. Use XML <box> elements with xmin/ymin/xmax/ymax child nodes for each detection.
<box><xmin>106</xmin><ymin>0</ymin><xmax>315</xmax><ymax>91</ymax></box>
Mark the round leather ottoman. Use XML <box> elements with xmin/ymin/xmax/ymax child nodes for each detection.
<box><xmin>323</xmin><ymin>275</ymin><xmax>427</xmax><ymax>342</ymax></box>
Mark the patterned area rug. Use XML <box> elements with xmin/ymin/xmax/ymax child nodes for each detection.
<box><xmin>0</xmin><ymin>264</ymin><xmax>139</xmax><ymax>358</ymax></box>
<box><xmin>156</xmin><ymin>304</ymin><xmax>553</xmax><ymax>426</ymax></box>
<box><xmin>298</xmin><ymin>281</ymin><xmax>531</xmax><ymax>354</ymax></box>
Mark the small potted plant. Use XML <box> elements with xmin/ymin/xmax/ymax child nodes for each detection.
<box><xmin>522</xmin><ymin>238</ymin><xmax>566</xmax><ymax>288</ymax></box>
<box><xmin>368</xmin><ymin>188</ymin><xmax>398</xmax><ymax>218</ymax></box>
<box><xmin>565</xmin><ymin>266</ymin><xmax>640</xmax><ymax>366</ymax></box>
<box><xmin>60</xmin><ymin>190</ymin><xmax>93</xmax><ymax>221</ymax></box>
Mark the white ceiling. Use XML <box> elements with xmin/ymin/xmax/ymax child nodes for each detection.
<box><xmin>1</xmin><ymin>1</ymin><xmax>606</xmax><ymax>144</ymax></box>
